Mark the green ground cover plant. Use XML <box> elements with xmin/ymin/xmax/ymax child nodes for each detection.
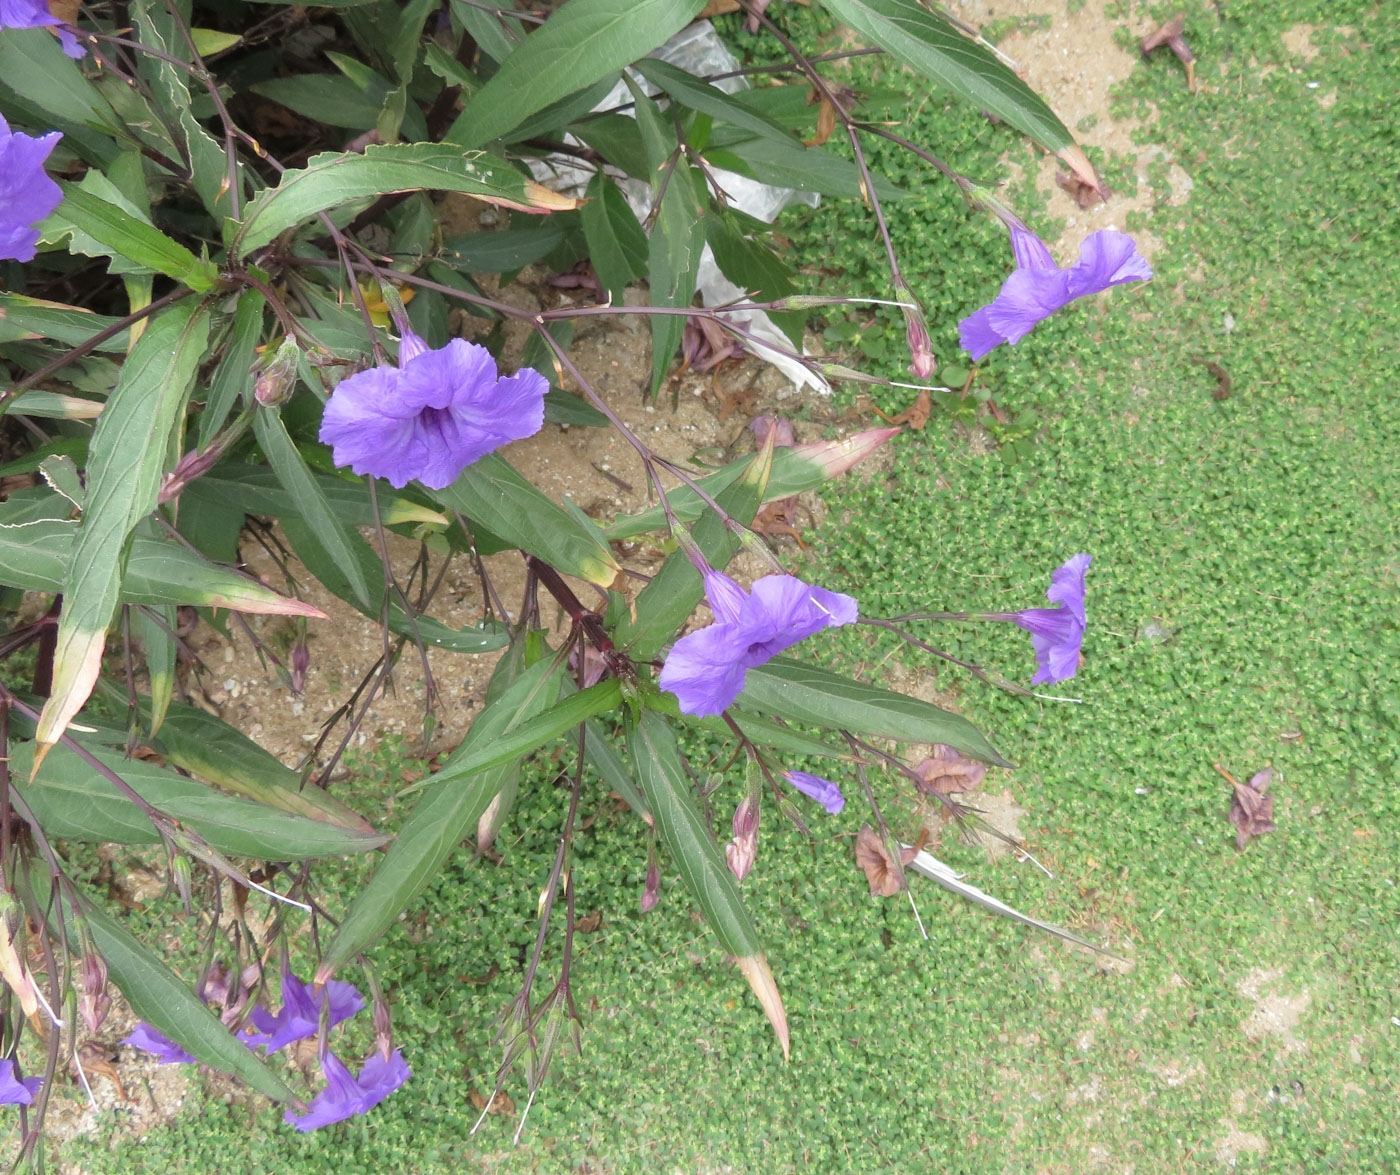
<box><xmin>6</xmin><ymin>0</ymin><xmax>1399</xmax><ymax>1171</ymax></box>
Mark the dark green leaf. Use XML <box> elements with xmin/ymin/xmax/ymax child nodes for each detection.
<box><xmin>818</xmin><ymin>0</ymin><xmax>1074</xmax><ymax>155</ymax></box>
<box><xmin>633</xmin><ymin>59</ymin><xmax>796</xmax><ymax>145</ymax></box>
<box><xmin>432</xmin><ymin>453</ymin><xmax>620</xmax><ymax>587</ymax></box>
<box><xmin>446</xmin><ymin>0</ymin><xmax>707</xmax><ymax>149</ymax></box>
<box><xmin>739</xmin><ymin>657</ymin><xmax>1012</xmax><ymax>766</ymax></box>
<box><xmin>581</xmin><ymin>173</ymin><xmax>648</xmax><ymax>305</ymax></box>
<box><xmin>232</xmin><ymin>142</ymin><xmax>579</xmax><ymax>255</ymax></box>
<box><xmin>629</xmin><ymin>709</ymin><xmax>761</xmax><ymax>956</ymax></box>
<box><xmin>647</xmin><ymin>165</ymin><xmax>705</xmax><ymax>395</ymax></box>
<box><xmin>321</xmin><ymin>653</ymin><xmax>563</xmax><ymax>972</ymax></box>
<box><xmin>9</xmin><ymin>741</ymin><xmax>388</xmax><ymax>857</ymax></box>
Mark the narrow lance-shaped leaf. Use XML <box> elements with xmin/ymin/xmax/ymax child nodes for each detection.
<box><xmin>647</xmin><ymin>165</ymin><xmax>705</xmax><ymax>397</ymax></box>
<box><xmin>9</xmin><ymin>741</ymin><xmax>388</xmax><ymax>858</ymax></box>
<box><xmin>740</xmin><ymin>657</ymin><xmax>1013</xmax><ymax>768</ymax></box>
<box><xmin>0</xmin><ymin>509</ymin><xmax>327</xmax><ymax>617</ymax></box>
<box><xmin>446</xmin><ymin>0</ymin><xmax>708</xmax><ymax>149</ymax></box>
<box><xmin>404</xmin><ymin>679</ymin><xmax>622</xmax><ymax>790</ymax></box>
<box><xmin>253</xmin><ymin>408</ymin><xmax>375</xmax><ymax>609</ymax></box>
<box><xmin>432</xmin><ymin>453</ymin><xmax>621</xmax><ymax>589</ymax></box>
<box><xmin>604</xmin><ymin>427</ymin><xmax>899</xmax><ymax>540</ymax></box>
<box><xmin>580</xmin><ymin>173</ymin><xmax>648</xmax><ymax>306</ymax></box>
<box><xmin>617</xmin><ymin>432</ymin><xmax>774</xmax><ymax>662</ymax></box>
<box><xmin>817</xmin><ymin>0</ymin><xmax>1096</xmax><ymax>188</ymax></box>
<box><xmin>40</xmin><ymin>181</ymin><xmax>217</xmax><ymax>290</ymax></box>
<box><xmin>231</xmin><ymin>142</ymin><xmax>579</xmax><ymax>255</ymax></box>
<box><xmin>629</xmin><ymin>709</ymin><xmax>788</xmax><ymax>1058</ymax></box>
<box><xmin>319</xmin><ymin>653</ymin><xmax>565</xmax><ymax>976</ymax></box>
<box><xmin>34</xmin><ymin>301</ymin><xmax>212</xmax><ymax>770</ymax></box>
<box><xmin>131</xmin><ymin>604</ymin><xmax>176</xmax><ymax>737</ymax></box>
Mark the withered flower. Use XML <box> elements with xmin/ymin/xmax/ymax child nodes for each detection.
<box><xmin>1141</xmin><ymin>15</ymin><xmax>1197</xmax><ymax>92</ymax></box>
<box><xmin>855</xmin><ymin>824</ymin><xmax>919</xmax><ymax>897</ymax></box>
<box><xmin>912</xmin><ymin>744</ymin><xmax>988</xmax><ymax>798</ymax></box>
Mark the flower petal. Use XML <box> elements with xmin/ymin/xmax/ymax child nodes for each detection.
<box><xmin>658</xmin><ymin>623</ymin><xmax>751</xmax><ymax>716</ymax></box>
<box><xmin>783</xmin><ymin>770</ymin><xmax>845</xmax><ymax>815</ymax></box>
<box><xmin>1066</xmin><ymin>231</ymin><xmax>1153</xmax><ymax>299</ymax></box>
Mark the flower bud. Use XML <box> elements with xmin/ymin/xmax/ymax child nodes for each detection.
<box><xmin>640</xmin><ymin>837</ymin><xmax>661</xmax><ymax>913</ymax></box>
<box><xmin>254</xmin><ymin>334</ymin><xmax>301</xmax><ymax>405</ymax></box>
<box><xmin>79</xmin><ymin>948</ymin><xmax>111</xmax><ymax>1034</ymax></box>
<box><xmin>893</xmin><ymin>279</ymin><xmax>935</xmax><ymax>379</ymax></box>
<box><xmin>290</xmin><ymin>640</ymin><xmax>310</xmax><ymax>694</ymax></box>
<box><xmin>725</xmin><ymin>794</ymin><xmax>759</xmax><ymax>881</ymax></box>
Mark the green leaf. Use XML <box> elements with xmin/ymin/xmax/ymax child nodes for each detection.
<box><xmin>276</xmin><ymin>513</ymin><xmax>506</xmax><ymax>654</ymax></box>
<box><xmin>432</xmin><ymin>453</ymin><xmax>620</xmax><ymax>587</ymax></box>
<box><xmin>0</xmin><ymin>295</ymin><xmax>130</xmax><ymax>352</ymax></box>
<box><xmin>818</xmin><ymin>0</ymin><xmax>1075</xmax><ymax>156</ymax></box>
<box><xmin>9</xmin><ymin>741</ymin><xmax>387</xmax><ymax>858</ymax></box>
<box><xmin>446</xmin><ymin>0</ymin><xmax>707</xmax><ymax>149</ymax></box>
<box><xmin>707</xmin><ymin>135</ymin><xmax>900</xmax><ymax>200</ymax></box>
<box><xmin>603</xmin><ymin>433</ymin><xmax>894</xmax><ymax>540</ymax></box>
<box><xmin>633</xmin><ymin>59</ymin><xmax>797</xmax><ymax>145</ymax></box>
<box><xmin>188</xmin><ymin>464</ymin><xmax>446</xmax><ymax>530</ymax></box>
<box><xmin>441</xmin><ymin>219</ymin><xmax>574</xmax><ymax>274</ymax></box>
<box><xmin>34</xmin><ymin>301</ymin><xmax>212</xmax><ymax>759</ymax></box>
<box><xmin>232</xmin><ymin>142</ymin><xmax>580</xmax><ymax>255</ymax></box>
<box><xmin>543</xmin><ymin>389</ymin><xmax>609</xmax><ymax>428</ymax></box>
<box><xmin>628</xmin><ymin>709</ymin><xmax>760</xmax><ymax>957</ymax></box>
<box><xmin>198</xmin><ymin>291</ymin><xmax>265</xmax><ymax>448</ymax></box>
<box><xmin>189</xmin><ymin>27</ymin><xmax>242</xmax><ymax>56</ymax></box>
<box><xmin>739</xmin><ymin>657</ymin><xmax>1013</xmax><ymax>767</ymax></box>
<box><xmin>616</xmin><ymin>439</ymin><xmax>772</xmax><ymax>662</ymax></box>
<box><xmin>410</xmin><ymin>679</ymin><xmax>622</xmax><ymax>788</ymax></box>
<box><xmin>250</xmin><ymin>75</ymin><xmax>385</xmax><ymax>131</ymax></box>
<box><xmin>503</xmin><ymin>75</ymin><xmax>621</xmax><ymax>144</ymax></box>
<box><xmin>40</xmin><ymin>179</ymin><xmax>218</xmax><ymax>290</ymax></box>
<box><xmin>0</xmin><ymin>504</ymin><xmax>326</xmax><ymax>616</ymax></box>
<box><xmin>581</xmin><ymin>173</ymin><xmax>648</xmax><ymax>305</ymax></box>
<box><xmin>253</xmin><ymin>408</ymin><xmax>375</xmax><ymax>609</ymax></box>
<box><xmin>647</xmin><ymin>165</ymin><xmax>705</xmax><ymax>395</ymax></box>
<box><xmin>321</xmin><ymin>653</ymin><xmax>564</xmax><ymax>973</ymax></box>
<box><xmin>132</xmin><ymin>604</ymin><xmax>176</xmax><ymax>736</ymax></box>
<box><xmin>47</xmin><ymin>888</ymin><xmax>297</xmax><ymax>1103</ymax></box>
<box><xmin>140</xmin><ymin>697</ymin><xmax>375</xmax><ymax>832</ymax></box>
<box><xmin>0</xmin><ymin>28</ymin><xmax>122</xmax><ymax>135</ymax></box>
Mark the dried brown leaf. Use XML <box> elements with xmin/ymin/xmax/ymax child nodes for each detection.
<box><xmin>1226</xmin><ymin>766</ymin><xmax>1277</xmax><ymax>849</ymax></box>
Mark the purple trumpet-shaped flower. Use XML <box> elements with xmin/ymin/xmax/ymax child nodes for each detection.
<box><xmin>0</xmin><ymin>1060</ymin><xmax>43</xmax><ymax>1106</ymax></box>
<box><xmin>319</xmin><ymin>329</ymin><xmax>547</xmax><ymax>489</ymax></box>
<box><xmin>122</xmin><ymin>1023</ymin><xmax>199</xmax><ymax>1065</ymax></box>
<box><xmin>0</xmin><ymin>113</ymin><xmax>63</xmax><ymax>263</ymax></box>
<box><xmin>245</xmin><ymin>972</ymin><xmax>365</xmax><ymax>1055</ymax></box>
<box><xmin>283</xmin><ymin>1049</ymin><xmax>411</xmax><ymax>1132</ymax></box>
<box><xmin>959</xmin><ymin>227</ymin><xmax>1151</xmax><ymax>360</ymax></box>
<box><xmin>0</xmin><ymin>0</ymin><xmax>85</xmax><ymax>58</ymax></box>
<box><xmin>782</xmin><ymin>770</ymin><xmax>845</xmax><ymax>815</ymax></box>
<box><xmin>659</xmin><ymin>571</ymin><xmax>858</xmax><ymax>717</ymax></box>
<box><xmin>987</xmin><ymin>554</ymin><xmax>1092</xmax><ymax>685</ymax></box>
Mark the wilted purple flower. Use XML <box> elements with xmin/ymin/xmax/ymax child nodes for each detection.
<box><xmin>0</xmin><ymin>1059</ymin><xmax>43</xmax><ymax>1105</ymax></box>
<box><xmin>319</xmin><ymin>329</ymin><xmax>547</xmax><ymax>489</ymax></box>
<box><xmin>246</xmin><ymin>972</ymin><xmax>365</xmax><ymax>1054</ymax></box>
<box><xmin>0</xmin><ymin>113</ymin><xmax>63</xmax><ymax>263</ymax></box>
<box><xmin>284</xmin><ymin>1049</ymin><xmax>411</xmax><ymax>1132</ymax></box>
<box><xmin>783</xmin><ymin>770</ymin><xmax>845</xmax><ymax>815</ymax></box>
<box><xmin>659</xmin><ymin>571</ymin><xmax>858</xmax><ymax>716</ymax></box>
<box><xmin>959</xmin><ymin>228</ymin><xmax>1151</xmax><ymax>360</ymax></box>
<box><xmin>123</xmin><ymin>1023</ymin><xmax>199</xmax><ymax>1065</ymax></box>
<box><xmin>987</xmin><ymin>554</ymin><xmax>1092</xmax><ymax>684</ymax></box>
<box><xmin>0</xmin><ymin>0</ymin><xmax>85</xmax><ymax>58</ymax></box>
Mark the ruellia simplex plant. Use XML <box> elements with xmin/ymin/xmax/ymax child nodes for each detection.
<box><xmin>0</xmin><ymin>0</ymin><xmax>1151</xmax><ymax>1154</ymax></box>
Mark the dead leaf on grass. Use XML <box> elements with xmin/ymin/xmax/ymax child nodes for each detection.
<box><xmin>470</xmin><ymin>1087</ymin><xmax>516</xmax><ymax>1115</ymax></box>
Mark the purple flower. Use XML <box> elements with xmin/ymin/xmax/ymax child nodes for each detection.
<box><xmin>319</xmin><ymin>329</ymin><xmax>547</xmax><ymax>489</ymax></box>
<box><xmin>988</xmin><ymin>554</ymin><xmax>1092</xmax><ymax>684</ymax></box>
<box><xmin>783</xmin><ymin>770</ymin><xmax>845</xmax><ymax>815</ymax></box>
<box><xmin>0</xmin><ymin>1059</ymin><xmax>43</xmax><ymax>1106</ymax></box>
<box><xmin>0</xmin><ymin>0</ymin><xmax>85</xmax><ymax>58</ymax></box>
<box><xmin>959</xmin><ymin>228</ymin><xmax>1151</xmax><ymax>360</ymax></box>
<box><xmin>659</xmin><ymin>571</ymin><xmax>858</xmax><ymax>717</ymax></box>
<box><xmin>284</xmin><ymin>1049</ymin><xmax>411</xmax><ymax>1132</ymax></box>
<box><xmin>246</xmin><ymin>972</ymin><xmax>365</xmax><ymax>1055</ymax></box>
<box><xmin>0</xmin><ymin>113</ymin><xmax>63</xmax><ymax>263</ymax></box>
<box><xmin>122</xmin><ymin>1023</ymin><xmax>199</xmax><ymax>1065</ymax></box>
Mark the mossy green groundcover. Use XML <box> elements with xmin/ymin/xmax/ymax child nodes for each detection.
<box><xmin>64</xmin><ymin>3</ymin><xmax>1398</xmax><ymax>1171</ymax></box>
